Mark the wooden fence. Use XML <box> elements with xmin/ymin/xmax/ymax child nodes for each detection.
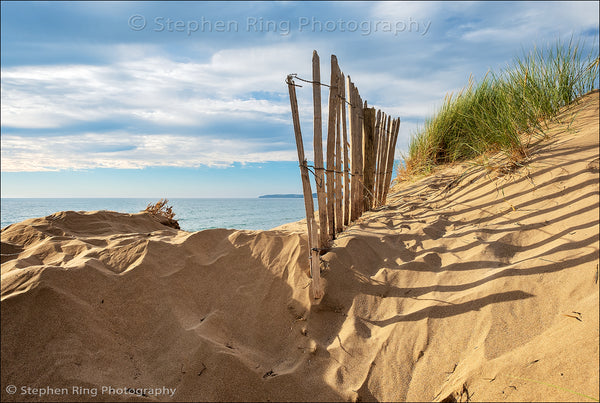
<box><xmin>286</xmin><ymin>51</ymin><xmax>400</xmax><ymax>299</ymax></box>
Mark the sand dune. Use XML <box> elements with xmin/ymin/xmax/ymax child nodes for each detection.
<box><xmin>1</xmin><ymin>91</ymin><xmax>598</xmax><ymax>402</ymax></box>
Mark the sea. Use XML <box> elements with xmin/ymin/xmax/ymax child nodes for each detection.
<box><xmin>0</xmin><ymin>198</ymin><xmax>313</xmax><ymax>232</ymax></box>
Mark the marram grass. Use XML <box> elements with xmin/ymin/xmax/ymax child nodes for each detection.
<box><xmin>401</xmin><ymin>38</ymin><xmax>599</xmax><ymax>178</ymax></box>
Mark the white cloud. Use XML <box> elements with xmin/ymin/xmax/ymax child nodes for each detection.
<box><xmin>0</xmin><ymin>41</ymin><xmax>344</xmax><ymax>171</ymax></box>
<box><xmin>2</xmin><ymin>1</ymin><xmax>597</xmax><ymax>174</ymax></box>
<box><xmin>370</xmin><ymin>1</ymin><xmax>447</xmax><ymax>21</ymax></box>
<box><xmin>456</xmin><ymin>2</ymin><xmax>599</xmax><ymax>44</ymax></box>
<box><xmin>0</xmin><ymin>133</ymin><xmax>298</xmax><ymax>171</ymax></box>
<box><xmin>0</xmin><ymin>51</ymin><xmax>297</xmax><ymax>129</ymax></box>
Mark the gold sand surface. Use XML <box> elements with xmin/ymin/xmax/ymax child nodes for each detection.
<box><xmin>1</xmin><ymin>90</ymin><xmax>599</xmax><ymax>402</ymax></box>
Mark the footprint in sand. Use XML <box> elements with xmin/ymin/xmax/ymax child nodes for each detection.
<box><xmin>423</xmin><ymin>217</ymin><xmax>452</xmax><ymax>240</ymax></box>
<box><xmin>423</xmin><ymin>252</ymin><xmax>442</xmax><ymax>269</ymax></box>
<box><xmin>483</xmin><ymin>233</ymin><xmax>520</xmax><ymax>264</ymax></box>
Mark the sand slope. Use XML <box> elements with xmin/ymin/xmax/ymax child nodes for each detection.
<box><xmin>1</xmin><ymin>90</ymin><xmax>598</xmax><ymax>402</ymax></box>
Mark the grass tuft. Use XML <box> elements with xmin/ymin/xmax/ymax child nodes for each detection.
<box><xmin>143</xmin><ymin>198</ymin><xmax>180</xmax><ymax>229</ymax></box>
<box><xmin>401</xmin><ymin>37</ymin><xmax>599</xmax><ymax>178</ymax></box>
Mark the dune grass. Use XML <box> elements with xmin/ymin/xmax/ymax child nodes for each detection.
<box><xmin>401</xmin><ymin>38</ymin><xmax>599</xmax><ymax>178</ymax></box>
<box><xmin>143</xmin><ymin>198</ymin><xmax>180</xmax><ymax>229</ymax></box>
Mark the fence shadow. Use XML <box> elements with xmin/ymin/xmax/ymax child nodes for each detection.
<box><xmin>305</xmin><ymin>124</ymin><xmax>599</xmax><ymax>354</ymax></box>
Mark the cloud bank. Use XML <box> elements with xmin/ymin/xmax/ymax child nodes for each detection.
<box><xmin>1</xmin><ymin>1</ymin><xmax>597</xmax><ymax>172</ymax></box>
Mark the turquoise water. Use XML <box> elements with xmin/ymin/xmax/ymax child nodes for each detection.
<box><xmin>0</xmin><ymin>198</ymin><xmax>312</xmax><ymax>232</ymax></box>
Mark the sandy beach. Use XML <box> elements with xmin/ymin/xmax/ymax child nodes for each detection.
<box><xmin>1</xmin><ymin>90</ymin><xmax>598</xmax><ymax>402</ymax></box>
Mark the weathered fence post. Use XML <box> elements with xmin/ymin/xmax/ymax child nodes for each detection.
<box><xmin>379</xmin><ymin>115</ymin><xmax>392</xmax><ymax>206</ymax></box>
<box><xmin>362</xmin><ymin>105</ymin><xmax>376</xmax><ymax>211</ymax></box>
<box><xmin>382</xmin><ymin>117</ymin><xmax>401</xmax><ymax>204</ymax></box>
<box><xmin>348</xmin><ymin>78</ymin><xmax>364</xmax><ymax>221</ymax></box>
<box><xmin>376</xmin><ymin>112</ymin><xmax>389</xmax><ymax>206</ymax></box>
<box><xmin>308</xmin><ymin>217</ymin><xmax>321</xmax><ymax>298</ymax></box>
<box><xmin>341</xmin><ymin>74</ymin><xmax>350</xmax><ymax>227</ymax></box>
<box><xmin>326</xmin><ymin>56</ymin><xmax>340</xmax><ymax>240</ymax></box>
<box><xmin>356</xmin><ymin>92</ymin><xmax>364</xmax><ymax>218</ymax></box>
<box><xmin>347</xmin><ymin>77</ymin><xmax>357</xmax><ymax>221</ymax></box>
<box><xmin>312</xmin><ymin>51</ymin><xmax>328</xmax><ymax>250</ymax></box>
<box><xmin>286</xmin><ymin>74</ymin><xmax>323</xmax><ymax>299</ymax></box>
<box><xmin>334</xmin><ymin>83</ymin><xmax>343</xmax><ymax>234</ymax></box>
<box><xmin>373</xmin><ymin>111</ymin><xmax>383</xmax><ymax>207</ymax></box>
<box><xmin>372</xmin><ymin>109</ymin><xmax>381</xmax><ymax>209</ymax></box>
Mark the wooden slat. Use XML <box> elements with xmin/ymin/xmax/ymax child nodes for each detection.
<box><xmin>381</xmin><ymin>117</ymin><xmax>395</xmax><ymax>205</ymax></box>
<box><xmin>355</xmin><ymin>93</ymin><xmax>364</xmax><ymax>218</ymax></box>
<box><xmin>308</xmin><ymin>217</ymin><xmax>323</xmax><ymax>299</ymax></box>
<box><xmin>334</xmin><ymin>69</ymin><xmax>343</xmax><ymax>234</ymax></box>
<box><xmin>379</xmin><ymin>115</ymin><xmax>392</xmax><ymax>205</ymax></box>
<box><xmin>376</xmin><ymin>112</ymin><xmax>389</xmax><ymax>206</ymax></box>
<box><xmin>311</xmin><ymin>51</ymin><xmax>328</xmax><ymax>249</ymax></box>
<box><xmin>382</xmin><ymin>117</ymin><xmax>401</xmax><ymax>204</ymax></box>
<box><xmin>353</xmin><ymin>84</ymin><xmax>361</xmax><ymax>220</ymax></box>
<box><xmin>286</xmin><ymin>75</ymin><xmax>322</xmax><ymax>299</ymax></box>
<box><xmin>326</xmin><ymin>56</ymin><xmax>339</xmax><ymax>239</ymax></box>
<box><xmin>347</xmin><ymin>77</ymin><xmax>358</xmax><ymax>221</ymax></box>
<box><xmin>346</xmin><ymin>76</ymin><xmax>353</xmax><ymax>220</ymax></box>
<box><xmin>374</xmin><ymin>111</ymin><xmax>383</xmax><ymax>206</ymax></box>
<box><xmin>362</xmin><ymin>105</ymin><xmax>376</xmax><ymax>211</ymax></box>
<box><xmin>372</xmin><ymin>109</ymin><xmax>382</xmax><ymax>209</ymax></box>
<box><xmin>340</xmin><ymin>74</ymin><xmax>350</xmax><ymax>227</ymax></box>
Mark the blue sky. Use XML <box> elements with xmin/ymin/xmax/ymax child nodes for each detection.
<box><xmin>1</xmin><ymin>1</ymin><xmax>598</xmax><ymax>198</ymax></box>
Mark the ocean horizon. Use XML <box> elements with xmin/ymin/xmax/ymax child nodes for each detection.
<box><xmin>1</xmin><ymin>198</ymin><xmax>315</xmax><ymax>232</ymax></box>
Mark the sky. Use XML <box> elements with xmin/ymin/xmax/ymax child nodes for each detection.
<box><xmin>1</xmin><ymin>1</ymin><xmax>598</xmax><ymax>198</ymax></box>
